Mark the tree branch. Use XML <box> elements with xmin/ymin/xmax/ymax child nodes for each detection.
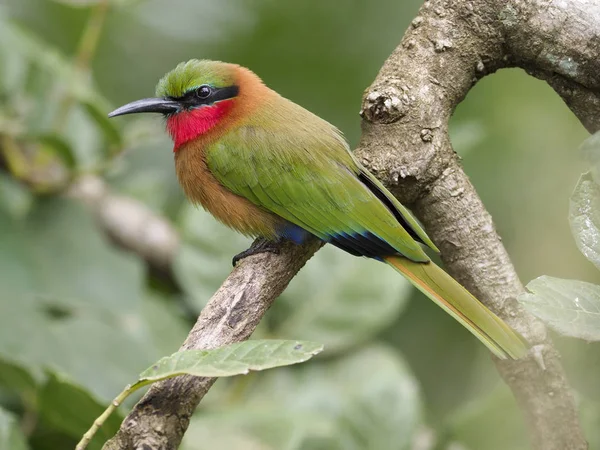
<box><xmin>102</xmin><ymin>239</ymin><xmax>321</xmax><ymax>450</ymax></box>
<box><xmin>69</xmin><ymin>175</ymin><xmax>179</xmax><ymax>270</ymax></box>
<box><xmin>102</xmin><ymin>0</ymin><xmax>598</xmax><ymax>448</ymax></box>
<box><xmin>355</xmin><ymin>1</ymin><xmax>594</xmax><ymax>449</ymax></box>
<box><xmin>504</xmin><ymin>0</ymin><xmax>600</xmax><ymax>132</ymax></box>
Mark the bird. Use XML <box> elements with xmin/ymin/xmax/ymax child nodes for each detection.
<box><xmin>108</xmin><ymin>59</ymin><xmax>528</xmax><ymax>359</ymax></box>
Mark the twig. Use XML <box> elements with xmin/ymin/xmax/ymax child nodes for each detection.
<box><xmin>69</xmin><ymin>175</ymin><xmax>179</xmax><ymax>270</ymax></box>
<box><xmin>76</xmin><ymin>384</ymin><xmax>136</xmax><ymax>450</ymax></box>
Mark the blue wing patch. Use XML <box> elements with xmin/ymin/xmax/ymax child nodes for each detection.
<box><xmin>278</xmin><ymin>222</ymin><xmax>313</xmax><ymax>245</ymax></box>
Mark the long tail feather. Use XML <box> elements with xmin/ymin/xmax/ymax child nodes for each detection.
<box><xmin>384</xmin><ymin>256</ymin><xmax>528</xmax><ymax>359</ymax></box>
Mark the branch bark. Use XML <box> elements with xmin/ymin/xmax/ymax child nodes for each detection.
<box><xmin>103</xmin><ymin>239</ymin><xmax>321</xmax><ymax>450</ymax></box>
<box><xmin>69</xmin><ymin>175</ymin><xmax>179</xmax><ymax>270</ymax></box>
<box><xmin>355</xmin><ymin>1</ymin><xmax>595</xmax><ymax>449</ymax></box>
<box><xmin>103</xmin><ymin>0</ymin><xmax>599</xmax><ymax>448</ymax></box>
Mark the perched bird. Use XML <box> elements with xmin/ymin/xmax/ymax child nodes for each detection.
<box><xmin>109</xmin><ymin>60</ymin><xmax>528</xmax><ymax>359</ymax></box>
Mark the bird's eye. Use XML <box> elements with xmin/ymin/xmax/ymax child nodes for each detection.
<box><xmin>196</xmin><ymin>85</ymin><xmax>212</xmax><ymax>99</ymax></box>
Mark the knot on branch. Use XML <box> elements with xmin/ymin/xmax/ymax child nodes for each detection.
<box><xmin>360</xmin><ymin>79</ymin><xmax>413</xmax><ymax>124</ymax></box>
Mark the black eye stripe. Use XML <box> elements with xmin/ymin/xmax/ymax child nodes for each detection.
<box><xmin>210</xmin><ymin>85</ymin><xmax>239</xmax><ymax>103</ymax></box>
<box><xmin>174</xmin><ymin>85</ymin><xmax>239</xmax><ymax>108</ymax></box>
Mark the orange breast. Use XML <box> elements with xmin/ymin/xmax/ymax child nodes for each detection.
<box><xmin>175</xmin><ymin>140</ymin><xmax>283</xmax><ymax>239</ymax></box>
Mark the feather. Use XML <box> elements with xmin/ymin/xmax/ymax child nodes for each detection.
<box><xmin>385</xmin><ymin>256</ymin><xmax>528</xmax><ymax>359</ymax></box>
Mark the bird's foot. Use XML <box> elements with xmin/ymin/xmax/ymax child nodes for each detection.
<box><xmin>232</xmin><ymin>237</ymin><xmax>282</xmax><ymax>266</ymax></box>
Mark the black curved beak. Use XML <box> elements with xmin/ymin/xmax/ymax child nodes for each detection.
<box><xmin>108</xmin><ymin>97</ymin><xmax>181</xmax><ymax>118</ymax></box>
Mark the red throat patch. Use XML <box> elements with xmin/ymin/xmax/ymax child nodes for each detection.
<box><xmin>167</xmin><ymin>99</ymin><xmax>235</xmax><ymax>150</ymax></box>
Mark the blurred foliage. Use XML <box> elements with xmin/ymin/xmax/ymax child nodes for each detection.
<box><xmin>521</xmin><ymin>275</ymin><xmax>600</xmax><ymax>341</ymax></box>
<box><xmin>0</xmin><ymin>406</ymin><xmax>28</xmax><ymax>450</ymax></box>
<box><xmin>0</xmin><ymin>0</ymin><xmax>597</xmax><ymax>449</ymax></box>
<box><xmin>78</xmin><ymin>341</ymin><xmax>324</xmax><ymax>449</ymax></box>
<box><xmin>181</xmin><ymin>346</ymin><xmax>421</xmax><ymax>450</ymax></box>
<box><xmin>519</xmin><ymin>134</ymin><xmax>600</xmax><ymax>342</ymax></box>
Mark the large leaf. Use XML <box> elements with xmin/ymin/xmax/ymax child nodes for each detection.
<box><xmin>0</xmin><ymin>359</ymin><xmax>37</xmax><ymax>400</ymax></box>
<box><xmin>38</xmin><ymin>372</ymin><xmax>123</xmax><ymax>450</ymax></box>
<box><xmin>570</xmin><ymin>172</ymin><xmax>600</xmax><ymax>270</ymax></box>
<box><xmin>0</xmin><ymin>197</ymin><xmax>160</xmax><ymax>400</ymax></box>
<box><xmin>0</xmin><ymin>19</ymin><xmax>127</xmax><ymax>172</ymax></box>
<box><xmin>0</xmin><ymin>406</ymin><xmax>28</xmax><ymax>450</ymax></box>
<box><xmin>519</xmin><ymin>276</ymin><xmax>600</xmax><ymax>341</ymax></box>
<box><xmin>139</xmin><ymin>340</ymin><xmax>323</xmax><ymax>381</ymax></box>
<box><xmin>0</xmin><ymin>196</ymin><xmax>145</xmax><ymax>311</ymax></box>
<box><xmin>141</xmin><ymin>291</ymin><xmax>190</xmax><ymax>356</ymax></box>
<box><xmin>182</xmin><ymin>345</ymin><xmax>421</xmax><ymax>450</ymax></box>
<box><xmin>76</xmin><ymin>340</ymin><xmax>322</xmax><ymax>449</ymax></box>
<box><xmin>1</xmin><ymin>134</ymin><xmax>71</xmax><ymax>193</ymax></box>
<box><xmin>34</xmin><ymin>134</ymin><xmax>77</xmax><ymax>169</ymax></box>
<box><xmin>81</xmin><ymin>100</ymin><xmax>122</xmax><ymax>149</ymax></box>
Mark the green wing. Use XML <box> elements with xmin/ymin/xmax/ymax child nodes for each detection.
<box><xmin>206</xmin><ymin>123</ymin><xmax>433</xmax><ymax>262</ymax></box>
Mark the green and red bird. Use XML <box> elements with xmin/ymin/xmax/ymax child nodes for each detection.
<box><xmin>109</xmin><ymin>60</ymin><xmax>528</xmax><ymax>359</ymax></box>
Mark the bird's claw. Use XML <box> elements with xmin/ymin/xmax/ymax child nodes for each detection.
<box><xmin>232</xmin><ymin>237</ymin><xmax>281</xmax><ymax>266</ymax></box>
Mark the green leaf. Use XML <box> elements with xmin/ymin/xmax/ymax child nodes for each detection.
<box><xmin>139</xmin><ymin>340</ymin><xmax>323</xmax><ymax>381</ymax></box>
<box><xmin>141</xmin><ymin>291</ymin><xmax>190</xmax><ymax>356</ymax></box>
<box><xmin>38</xmin><ymin>372</ymin><xmax>123</xmax><ymax>449</ymax></box>
<box><xmin>1</xmin><ymin>135</ymin><xmax>70</xmax><ymax>193</ymax></box>
<box><xmin>0</xmin><ymin>406</ymin><xmax>28</xmax><ymax>450</ymax></box>
<box><xmin>63</xmin><ymin>105</ymin><xmax>107</xmax><ymax>170</ymax></box>
<box><xmin>0</xmin><ymin>20</ymin><xmax>126</xmax><ymax>172</ymax></box>
<box><xmin>0</xmin><ymin>196</ymin><xmax>144</xmax><ymax>310</ymax></box>
<box><xmin>0</xmin><ymin>358</ymin><xmax>37</xmax><ymax>397</ymax></box>
<box><xmin>81</xmin><ymin>100</ymin><xmax>122</xmax><ymax>149</ymax></box>
<box><xmin>519</xmin><ymin>276</ymin><xmax>600</xmax><ymax>341</ymax></box>
<box><xmin>35</xmin><ymin>133</ymin><xmax>77</xmax><ymax>169</ymax></box>
<box><xmin>76</xmin><ymin>340</ymin><xmax>322</xmax><ymax>449</ymax></box>
<box><xmin>182</xmin><ymin>345</ymin><xmax>421</xmax><ymax>450</ymax></box>
<box><xmin>0</xmin><ymin>197</ymin><xmax>160</xmax><ymax>400</ymax></box>
<box><xmin>570</xmin><ymin>172</ymin><xmax>600</xmax><ymax>270</ymax></box>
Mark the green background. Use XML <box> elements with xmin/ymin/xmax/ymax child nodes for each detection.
<box><xmin>0</xmin><ymin>0</ymin><xmax>597</xmax><ymax>449</ymax></box>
